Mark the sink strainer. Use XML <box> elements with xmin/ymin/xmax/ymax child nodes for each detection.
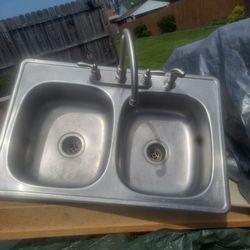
<box><xmin>144</xmin><ymin>141</ymin><xmax>168</xmax><ymax>165</ymax></box>
<box><xmin>58</xmin><ymin>133</ymin><xmax>85</xmax><ymax>158</ymax></box>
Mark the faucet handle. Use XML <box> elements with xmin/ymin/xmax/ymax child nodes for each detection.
<box><xmin>165</xmin><ymin>68</ymin><xmax>185</xmax><ymax>91</ymax></box>
<box><xmin>77</xmin><ymin>62</ymin><xmax>101</xmax><ymax>82</ymax></box>
<box><xmin>141</xmin><ymin>69</ymin><xmax>152</xmax><ymax>88</ymax></box>
<box><xmin>170</xmin><ymin>68</ymin><xmax>185</xmax><ymax>78</ymax></box>
<box><xmin>77</xmin><ymin>62</ymin><xmax>93</xmax><ymax>68</ymax></box>
<box><xmin>90</xmin><ymin>64</ymin><xmax>101</xmax><ymax>82</ymax></box>
<box><xmin>142</xmin><ymin>69</ymin><xmax>167</xmax><ymax>87</ymax></box>
<box><xmin>116</xmin><ymin>65</ymin><xmax>127</xmax><ymax>84</ymax></box>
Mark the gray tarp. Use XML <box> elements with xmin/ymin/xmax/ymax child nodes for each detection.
<box><xmin>164</xmin><ymin>18</ymin><xmax>250</xmax><ymax>202</ymax></box>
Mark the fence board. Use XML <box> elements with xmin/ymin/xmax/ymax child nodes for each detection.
<box><xmin>0</xmin><ymin>0</ymin><xmax>117</xmax><ymax>72</ymax></box>
<box><xmin>119</xmin><ymin>0</ymin><xmax>246</xmax><ymax>35</ymax></box>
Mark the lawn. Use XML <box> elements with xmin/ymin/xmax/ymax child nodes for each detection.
<box><xmin>134</xmin><ymin>27</ymin><xmax>216</xmax><ymax>69</ymax></box>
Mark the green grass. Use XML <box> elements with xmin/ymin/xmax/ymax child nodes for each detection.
<box><xmin>133</xmin><ymin>27</ymin><xmax>216</xmax><ymax>69</ymax></box>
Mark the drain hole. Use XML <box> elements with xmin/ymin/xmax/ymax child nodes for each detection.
<box><xmin>62</xmin><ymin>136</ymin><xmax>82</xmax><ymax>155</ymax></box>
<box><xmin>146</xmin><ymin>142</ymin><xmax>166</xmax><ymax>163</ymax></box>
<box><xmin>59</xmin><ymin>133</ymin><xmax>85</xmax><ymax>157</ymax></box>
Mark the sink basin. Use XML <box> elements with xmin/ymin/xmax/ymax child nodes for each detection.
<box><xmin>0</xmin><ymin>59</ymin><xmax>229</xmax><ymax>213</ymax></box>
<box><xmin>117</xmin><ymin>92</ymin><xmax>211</xmax><ymax>196</ymax></box>
<box><xmin>8</xmin><ymin>83</ymin><xmax>113</xmax><ymax>188</ymax></box>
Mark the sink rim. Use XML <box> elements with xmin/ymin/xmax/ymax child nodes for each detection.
<box><xmin>0</xmin><ymin>59</ymin><xmax>229</xmax><ymax>213</ymax></box>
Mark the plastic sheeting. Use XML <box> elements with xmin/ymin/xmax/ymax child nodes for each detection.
<box><xmin>164</xmin><ymin>19</ymin><xmax>250</xmax><ymax>202</ymax></box>
<box><xmin>2</xmin><ymin>229</ymin><xmax>250</xmax><ymax>249</ymax></box>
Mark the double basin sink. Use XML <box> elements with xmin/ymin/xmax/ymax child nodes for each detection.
<box><xmin>0</xmin><ymin>59</ymin><xmax>229</xmax><ymax>213</ymax></box>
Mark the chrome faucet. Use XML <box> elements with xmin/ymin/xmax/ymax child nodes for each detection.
<box><xmin>116</xmin><ymin>29</ymin><xmax>138</xmax><ymax>107</ymax></box>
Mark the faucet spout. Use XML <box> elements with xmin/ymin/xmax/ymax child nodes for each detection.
<box><xmin>116</xmin><ymin>29</ymin><xmax>138</xmax><ymax>107</ymax></box>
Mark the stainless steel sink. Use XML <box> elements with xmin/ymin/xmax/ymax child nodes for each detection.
<box><xmin>8</xmin><ymin>83</ymin><xmax>113</xmax><ymax>188</ymax></box>
<box><xmin>0</xmin><ymin>59</ymin><xmax>229</xmax><ymax>213</ymax></box>
<box><xmin>117</xmin><ymin>92</ymin><xmax>211</xmax><ymax>196</ymax></box>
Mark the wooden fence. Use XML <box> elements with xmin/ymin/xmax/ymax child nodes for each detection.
<box><xmin>119</xmin><ymin>0</ymin><xmax>246</xmax><ymax>35</ymax></box>
<box><xmin>0</xmin><ymin>0</ymin><xmax>117</xmax><ymax>73</ymax></box>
